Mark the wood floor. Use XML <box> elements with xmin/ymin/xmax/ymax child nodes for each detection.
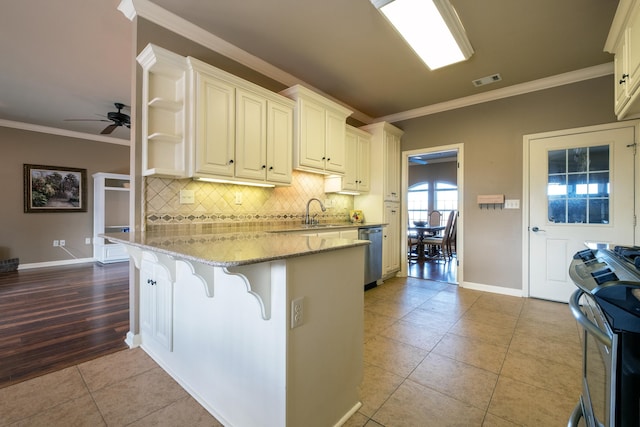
<box><xmin>407</xmin><ymin>257</ymin><xmax>458</xmax><ymax>283</ymax></box>
<box><xmin>0</xmin><ymin>262</ymin><xmax>129</xmax><ymax>389</ymax></box>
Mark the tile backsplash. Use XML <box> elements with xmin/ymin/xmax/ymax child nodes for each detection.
<box><xmin>145</xmin><ymin>170</ymin><xmax>353</xmax><ymax>230</ymax></box>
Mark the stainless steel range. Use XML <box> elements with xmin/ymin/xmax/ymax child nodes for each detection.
<box><xmin>568</xmin><ymin>244</ymin><xmax>640</xmax><ymax>427</ymax></box>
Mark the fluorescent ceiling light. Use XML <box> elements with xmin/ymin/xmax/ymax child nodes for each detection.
<box><xmin>371</xmin><ymin>0</ymin><xmax>474</xmax><ymax>70</ymax></box>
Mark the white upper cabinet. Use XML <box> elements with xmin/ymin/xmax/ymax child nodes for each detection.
<box><xmin>189</xmin><ymin>57</ymin><xmax>294</xmax><ymax>185</ymax></box>
<box><xmin>192</xmin><ymin>65</ymin><xmax>236</xmax><ymax>177</ymax></box>
<box><xmin>138</xmin><ymin>44</ymin><xmax>293</xmax><ymax>185</ymax></box>
<box><xmin>325</xmin><ymin>125</ymin><xmax>371</xmax><ymax>194</ymax></box>
<box><xmin>280</xmin><ymin>85</ymin><xmax>352</xmax><ymax>175</ymax></box>
<box><xmin>606</xmin><ymin>0</ymin><xmax>640</xmax><ymax>119</ymax></box>
<box><xmin>137</xmin><ymin>44</ymin><xmax>189</xmax><ymax>178</ymax></box>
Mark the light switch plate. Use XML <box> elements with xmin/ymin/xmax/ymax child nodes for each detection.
<box><xmin>504</xmin><ymin>199</ymin><xmax>520</xmax><ymax>209</ymax></box>
<box><xmin>179</xmin><ymin>189</ymin><xmax>195</xmax><ymax>204</ymax></box>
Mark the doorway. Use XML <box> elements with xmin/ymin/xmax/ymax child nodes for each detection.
<box><xmin>401</xmin><ymin>144</ymin><xmax>463</xmax><ymax>284</ymax></box>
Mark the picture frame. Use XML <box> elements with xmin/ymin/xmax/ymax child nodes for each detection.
<box><xmin>23</xmin><ymin>164</ymin><xmax>87</xmax><ymax>213</ymax></box>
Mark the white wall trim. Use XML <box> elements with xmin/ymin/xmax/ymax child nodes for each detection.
<box><xmin>400</xmin><ymin>143</ymin><xmax>464</xmax><ymax>284</ymax></box>
<box><xmin>459</xmin><ymin>280</ymin><xmax>524</xmax><ymax>298</ymax></box>
<box><xmin>0</xmin><ymin>119</ymin><xmax>130</xmax><ymax>145</ymax></box>
<box><xmin>377</xmin><ymin>62</ymin><xmax>614</xmax><ymax>123</ymax></box>
<box><xmin>18</xmin><ymin>257</ymin><xmax>96</xmax><ymax>270</ymax></box>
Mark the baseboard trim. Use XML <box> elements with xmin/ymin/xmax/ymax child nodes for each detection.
<box><xmin>459</xmin><ymin>280</ymin><xmax>524</xmax><ymax>297</ymax></box>
<box><xmin>125</xmin><ymin>332</ymin><xmax>142</xmax><ymax>349</ymax></box>
<box><xmin>18</xmin><ymin>258</ymin><xmax>96</xmax><ymax>270</ymax></box>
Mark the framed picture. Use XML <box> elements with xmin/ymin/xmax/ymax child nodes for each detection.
<box><xmin>23</xmin><ymin>164</ymin><xmax>87</xmax><ymax>213</ymax></box>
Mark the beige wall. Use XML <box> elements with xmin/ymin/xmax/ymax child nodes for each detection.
<box><xmin>397</xmin><ymin>76</ymin><xmax>618</xmax><ymax>290</ymax></box>
<box><xmin>0</xmin><ymin>126</ymin><xmax>129</xmax><ymax>265</ymax></box>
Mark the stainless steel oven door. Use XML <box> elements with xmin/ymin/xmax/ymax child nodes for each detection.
<box><xmin>570</xmin><ymin>290</ymin><xmax>616</xmax><ymax>427</ymax></box>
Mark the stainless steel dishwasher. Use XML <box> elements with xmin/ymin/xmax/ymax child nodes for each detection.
<box><xmin>358</xmin><ymin>226</ymin><xmax>383</xmax><ymax>289</ymax></box>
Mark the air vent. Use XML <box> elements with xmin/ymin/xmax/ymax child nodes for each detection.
<box><xmin>472</xmin><ymin>73</ymin><xmax>502</xmax><ymax>87</ymax></box>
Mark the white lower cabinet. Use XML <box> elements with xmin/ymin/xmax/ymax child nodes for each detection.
<box><xmin>140</xmin><ymin>253</ymin><xmax>174</xmax><ymax>351</ymax></box>
<box><xmin>383</xmin><ymin>202</ymin><xmax>400</xmax><ymax>276</ymax></box>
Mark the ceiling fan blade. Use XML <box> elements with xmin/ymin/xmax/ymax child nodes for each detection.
<box><xmin>64</xmin><ymin>119</ymin><xmax>111</xmax><ymax>122</ymax></box>
<box><xmin>100</xmin><ymin>124</ymin><xmax>118</xmax><ymax>134</ymax></box>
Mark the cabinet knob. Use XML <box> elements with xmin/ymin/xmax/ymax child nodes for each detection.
<box><xmin>322</xmin><ymin>156</ymin><xmax>326</xmax><ymax>160</ymax></box>
<box><xmin>147</xmin><ymin>279</ymin><xmax>156</xmax><ymax>286</ymax></box>
<box><xmin>262</xmin><ymin>165</ymin><xmax>266</xmax><ymax>169</ymax></box>
<box><xmin>269</xmin><ymin>166</ymin><xmax>274</xmax><ymax>170</ymax></box>
<box><xmin>620</xmin><ymin>74</ymin><xmax>629</xmax><ymax>84</ymax></box>
<box><xmin>229</xmin><ymin>159</ymin><xmax>234</xmax><ymax>164</ymax></box>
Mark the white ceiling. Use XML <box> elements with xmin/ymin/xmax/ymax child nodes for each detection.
<box><xmin>0</xmin><ymin>0</ymin><xmax>620</xmax><ymax>142</ymax></box>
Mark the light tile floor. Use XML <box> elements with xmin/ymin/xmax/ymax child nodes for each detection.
<box><xmin>0</xmin><ymin>277</ymin><xmax>582</xmax><ymax>426</ymax></box>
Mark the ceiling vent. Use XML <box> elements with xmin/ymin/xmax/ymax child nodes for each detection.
<box><xmin>472</xmin><ymin>73</ymin><xmax>502</xmax><ymax>87</ymax></box>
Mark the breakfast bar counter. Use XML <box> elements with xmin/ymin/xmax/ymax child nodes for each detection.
<box><xmin>105</xmin><ymin>227</ymin><xmax>368</xmax><ymax>427</ymax></box>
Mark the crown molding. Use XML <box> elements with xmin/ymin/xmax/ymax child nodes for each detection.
<box><xmin>376</xmin><ymin>62</ymin><xmax>615</xmax><ymax>123</ymax></box>
<box><xmin>117</xmin><ymin>0</ymin><xmax>374</xmax><ymax>124</ymax></box>
<box><xmin>0</xmin><ymin>119</ymin><xmax>130</xmax><ymax>145</ymax></box>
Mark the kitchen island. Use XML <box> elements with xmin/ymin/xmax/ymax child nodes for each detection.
<box><xmin>105</xmin><ymin>227</ymin><xmax>368</xmax><ymax>427</ymax></box>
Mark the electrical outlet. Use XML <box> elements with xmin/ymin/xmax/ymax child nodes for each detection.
<box><xmin>85</xmin><ymin>238</ymin><xmax>92</xmax><ymax>245</ymax></box>
<box><xmin>179</xmin><ymin>189</ymin><xmax>195</xmax><ymax>204</ymax></box>
<box><xmin>291</xmin><ymin>297</ymin><xmax>304</xmax><ymax>328</ymax></box>
<box><xmin>53</xmin><ymin>240</ymin><xmax>59</xmax><ymax>247</ymax></box>
<box><xmin>59</xmin><ymin>240</ymin><xmax>65</xmax><ymax>247</ymax></box>
<box><xmin>235</xmin><ymin>192</ymin><xmax>242</xmax><ymax>205</ymax></box>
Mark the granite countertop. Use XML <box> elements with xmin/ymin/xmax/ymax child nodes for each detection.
<box><xmin>102</xmin><ymin>222</ymin><xmax>381</xmax><ymax>267</ymax></box>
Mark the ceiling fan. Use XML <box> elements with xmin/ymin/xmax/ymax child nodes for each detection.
<box><xmin>65</xmin><ymin>102</ymin><xmax>130</xmax><ymax>134</ymax></box>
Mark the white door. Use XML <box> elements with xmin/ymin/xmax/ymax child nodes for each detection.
<box><xmin>528</xmin><ymin>125</ymin><xmax>636</xmax><ymax>302</ymax></box>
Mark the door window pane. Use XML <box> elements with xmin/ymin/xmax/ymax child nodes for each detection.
<box><xmin>547</xmin><ymin>145</ymin><xmax>609</xmax><ymax>224</ymax></box>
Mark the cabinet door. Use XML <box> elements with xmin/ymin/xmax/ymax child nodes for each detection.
<box><xmin>266</xmin><ymin>100</ymin><xmax>293</xmax><ymax>184</ymax></box>
<box><xmin>235</xmin><ymin>88</ymin><xmax>267</xmax><ymax>181</ymax></box>
<box><xmin>384</xmin><ymin>132</ymin><xmax>400</xmax><ymax>201</ymax></box>
<box><xmin>342</xmin><ymin>130</ymin><xmax>358</xmax><ymax>191</ymax></box>
<box><xmin>298</xmin><ymin>97</ymin><xmax>326</xmax><ymax>170</ymax></box>
<box><xmin>614</xmin><ymin>35</ymin><xmax>630</xmax><ymax>114</ymax></box>
<box><xmin>195</xmin><ymin>72</ymin><xmax>235</xmax><ymax>177</ymax></box>
<box><xmin>140</xmin><ymin>258</ymin><xmax>173</xmax><ymax>351</ymax></box>
<box><xmin>325</xmin><ymin>109</ymin><xmax>346</xmax><ymax>174</ymax></box>
<box><xmin>357</xmin><ymin>136</ymin><xmax>371</xmax><ymax>192</ymax></box>
<box><xmin>340</xmin><ymin>229</ymin><xmax>359</xmax><ymax>239</ymax></box>
<box><xmin>140</xmin><ymin>259</ymin><xmax>155</xmax><ymax>336</ymax></box>
<box><xmin>383</xmin><ymin>202</ymin><xmax>400</xmax><ymax>275</ymax></box>
<box><xmin>627</xmin><ymin>6</ymin><xmax>640</xmax><ymax>95</ymax></box>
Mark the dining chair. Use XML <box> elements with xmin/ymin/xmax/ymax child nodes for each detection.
<box><xmin>423</xmin><ymin>210</ymin><xmax>456</xmax><ymax>261</ymax></box>
<box><xmin>429</xmin><ymin>210</ymin><xmax>442</xmax><ymax>227</ymax></box>
<box><xmin>407</xmin><ymin>233</ymin><xmax>421</xmax><ymax>262</ymax></box>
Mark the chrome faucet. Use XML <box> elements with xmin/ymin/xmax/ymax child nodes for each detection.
<box><xmin>305</xmin><ymin>198</ymin><xmax>326</xmax><ymax>225</ymax></box>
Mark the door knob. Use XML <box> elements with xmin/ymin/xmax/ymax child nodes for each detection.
<box><xmin>531</xmin><ymin>226</ymin><xmax>545</xmax><ymax>232</ymax></box>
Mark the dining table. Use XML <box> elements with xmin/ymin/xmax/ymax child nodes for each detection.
<box><xmin>409</xmin><ymin>224</ymin><xmax>446</xmax><ymax>259</ymax></box>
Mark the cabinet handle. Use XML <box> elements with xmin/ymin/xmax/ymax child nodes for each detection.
<box><xmin>229</xmin><ymin>159</ymin><xmax>234</xmax><ymax>164</ymax></box>
<box><xmin>147</xmin><ymin>279</ymin><xmax>156</xmax><ymax>286</ymax></box>
<box><xmin>327</xmin><ymin>157</ymin><xmax>331</xmax><ymax>161</ymax></box>
<box><xmin>322</xmin><ymin>156</ymin><xmax>326</xmax><ymax>160</ymax></box>
<box><xmin>262</xmin><ymin>165</ymin><xmax>266</xmax><ymax>169</ymax></box>
<box><xmin>620</xmin><ymin>73</ymin><xmax>629</xmax><ymax>84</ymax></box>
<box><xmin>269</xmin><ymin>166</ymin><xmax>274</xmax><ymax>170</ymax></box>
